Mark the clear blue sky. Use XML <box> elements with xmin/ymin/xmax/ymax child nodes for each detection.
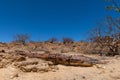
<box><xmin>0</xmin><ymin>0</ymin><xmax>117</xmax><ymax>42</ymax></box>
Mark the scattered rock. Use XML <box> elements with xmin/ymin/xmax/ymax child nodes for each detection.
<box><xmin>82</xmin><ymin>76</ymin><xmax>86</xmax><ymax>79</ymax></box>
<box><xmin>14</xmin><ymin>59</ymin><xmax>58</xmax><ymax>72</ymax></box>
<box><xmin>95</xmin><ymin>64</ymin><xmax>106</xmax><ymax>69</ymax></box>
<box><xmin>10</xmin><ymin>73</ymin><xmax>19</xmax><ymax>79</ymax></box>
<box><xmin>0</xmin><ymin>50</ymin><xmax>5</xmax><ymax>53</ymax></box>
<box><xmin>98</xmin><ymin>70</ymin><xmax>105</xmax><ymax>74</ymax></box>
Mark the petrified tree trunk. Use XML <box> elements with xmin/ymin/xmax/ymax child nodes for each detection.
<box><xmin>16</xmin><ymin>52</ymin><xmax>108</xmax><ymax>67</ymax></box>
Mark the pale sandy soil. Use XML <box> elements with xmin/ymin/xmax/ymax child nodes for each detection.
<box><xmin>0</xmin><ymin>54</ymin><xmax>120</xmax><ymax>80</ymax></box>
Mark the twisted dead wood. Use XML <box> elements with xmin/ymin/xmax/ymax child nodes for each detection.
<box><xmin>16</xmin><ymin>52</ymin><xmax>108</xmax><ymax>67</ymax></box>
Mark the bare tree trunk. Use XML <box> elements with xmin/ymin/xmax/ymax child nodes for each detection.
<box><xmin>16</xmin><ymin>52</ymin><xmax>108</xmax><ymax>67</ymax></box>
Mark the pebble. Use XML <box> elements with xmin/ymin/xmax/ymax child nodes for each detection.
<box><xmin>95</xmin><ymin>64</ymin><xmax>106</xmax><ymax>69</ymax></box>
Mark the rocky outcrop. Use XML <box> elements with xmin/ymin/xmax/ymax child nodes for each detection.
<box><xmin>14</xmin><ymin>59</ymin><xmax>58</xmax><ymax>72</ymax></box>
<box><xmin>0</xmin><ymin>53</ymin><xmax>58</xmax><ymax>72</ymax></box>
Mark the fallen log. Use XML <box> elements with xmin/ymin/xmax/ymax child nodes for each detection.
<box><xmin>16</xmin><ymin>52</ymin><xmax>108</xmax><ymax>67</ymax></box>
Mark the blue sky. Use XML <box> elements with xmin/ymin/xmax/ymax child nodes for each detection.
<box><xmin>0</xmin><ymin>0</ymin><xmax>117</xmax><ymax>42</ymax></box>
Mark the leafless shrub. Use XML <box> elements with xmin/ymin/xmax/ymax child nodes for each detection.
<box><xmin>62</xmin><ymin>37</ymin><xmax>74</xmax><ymax>45</ymax></box>
<box><xmin>87</xmin><ymin>17</ymin><xmax>120</xmax><ymax>56</ymax></box>
<box><xmin>47</xmin><ymin>37</ymin><xmax>58</xmax><ymax>43</ymax></box>
<box><xmin>13</xmin><ymin>34</ymin><xmax>30</xmax><ymax>45</ymax></box>
<box><xmin>106</xmin><ymin>0</ymin><xmax>120</xmax><ymax>12</ymax></box>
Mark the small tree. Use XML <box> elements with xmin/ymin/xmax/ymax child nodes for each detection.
<box><xmin>13</xmin><ymin>34</ymin><xmax>30</xmax><ymax>44</ymax></box>
<box><xmin>86</xmin><ymin>0</ymin><xmax>120</xmax><ymax>56</ymax></box>
<box><xmin>88</xmin><ymin>18</ymin><xmax>120</xmax><ymax>56</ymax></box>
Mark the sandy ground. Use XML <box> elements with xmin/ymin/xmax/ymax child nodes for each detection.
<box><xmin>0</xmin><ymin>55</ymin><xmax>120</xmax><ymax>80</ymax></box>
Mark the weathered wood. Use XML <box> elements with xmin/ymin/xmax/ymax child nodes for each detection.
<box><xmin>16</xmin><ymin>52</ymin><xmax>108</xmax><ymax>67</ymax></box>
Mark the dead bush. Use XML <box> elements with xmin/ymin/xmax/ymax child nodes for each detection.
<box><xmin>13</xmin><ymin>34</ymin><xmax>30</xmax><ymax>45</ymax></box>
<box><xmin>62</xmin><ymin>37</ymin><xmax>74</xmax><ymax>45</ymax></box>
<box><xmin>47</xmin><ymin>37</ymin><xmax>58</xmax><ymax>43</ymax></box>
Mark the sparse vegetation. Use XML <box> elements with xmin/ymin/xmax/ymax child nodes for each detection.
<box><xmin>87</xmin><ymin>17</ymin><xmax>120</xmax><ymax>56</ymax></box>
<box><xmin>0</xmin><ymin>0</ymin><xmax>120</xmax><ymax>80</ymax></box>
<box><xmin>47</xmin><ymin>37</ymin><xmax>58</xmax><ymax>43</ymax></box>
<box><xmin>13</xmin><ymin>34</ymin><xmax>30</xmax><ymax>45</ymax></box>
<box><xmin>62</xmin><ymin>37</ymin><xmax>74</xmax><ymax>45</ymax></box>
<box><xmin>84</xmin><ymin>0</ymin><xmax>120</xmax><ymax>56</ymax></box>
